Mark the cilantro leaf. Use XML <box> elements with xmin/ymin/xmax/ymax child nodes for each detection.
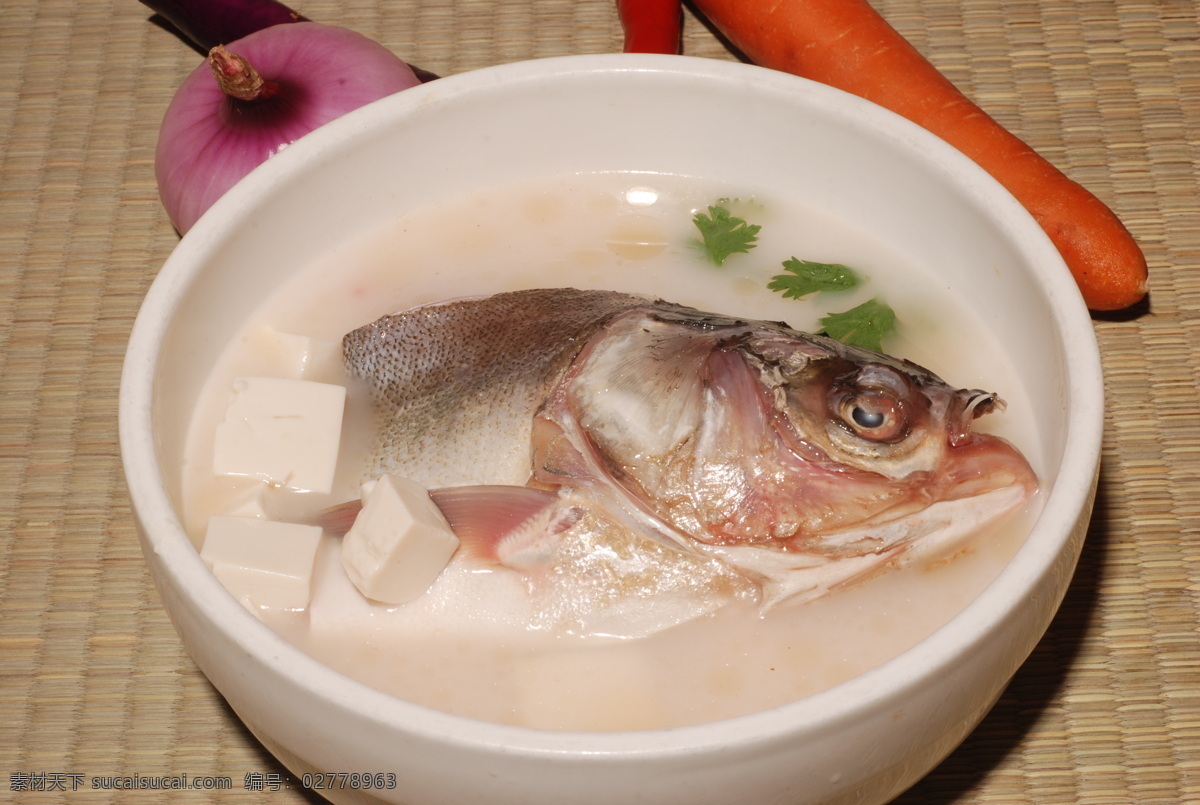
<box><xmin>692</xmin><ymin>202</ymin><xmax>760</xmax><ymax>266</ymax></box>
<box><xmin>819</xmin><ymin>298</ymin><xmax>897</xmax><ymax>353</ymax></box>
<box><xmin>767</xmin><ymin>259</ymin><xmax>862</xmax><ymax>299</ymax></box>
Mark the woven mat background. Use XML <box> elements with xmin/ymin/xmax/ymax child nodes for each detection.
<box><xmin>1</xmin><ymin>0</ymin><xmax>1197</xmax><ymax>802</ymax></box>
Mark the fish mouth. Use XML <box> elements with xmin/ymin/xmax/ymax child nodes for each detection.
<box><xmin>779</xmin><ymin>421</ymin><xmax>1039</xmax><ymax>546</ymax></box>
<box><xmin>692</xmin><ymin>423</ymin><xmax>1039</xmax><ymax>609</ymax></box>
<box><xmin>935</xmin><ymin>430</ymin><xmax>1039</xmax><ymax>503</ymax></box>
<box><xmin>948</xmin><ymin>390</ymin><xmax>1006</xmax><ymax>447</ymax></box>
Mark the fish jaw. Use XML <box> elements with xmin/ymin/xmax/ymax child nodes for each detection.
<box><xmin>700</xmin><ymin>481</ymin><xmax>1035</xmax><ymax>608</ymax></box>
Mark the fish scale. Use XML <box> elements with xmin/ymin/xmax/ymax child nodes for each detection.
<box><xmin>343</xmin><ymin>288</ymin><xmax>647</xmax><ymax>487</ymax></box>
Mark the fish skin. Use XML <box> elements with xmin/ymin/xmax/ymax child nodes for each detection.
<box><xmin>342</xmin><ymin>288</ymin><xmax>647</xmax><ymax>488</ymax></box>
<box><xmin>342</xmin><ymin>288</ymin><xmax>1038</xmax><ymax>625</ymax></box>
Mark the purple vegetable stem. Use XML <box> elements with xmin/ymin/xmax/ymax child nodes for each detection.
<box><xmin>139</xmin><ymin>0</ymin><xmax>440</xmax><ymax>81</ymax></box>
<box><xmin>140</xmin><ymin>0</ymin><xmax>307</xmax><ymax>51</ymax></box>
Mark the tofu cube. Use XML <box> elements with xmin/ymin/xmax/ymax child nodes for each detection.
<box><xmin>213</xmin><ymin>376</ymin><xmax>346</xmax><ymax>494</ymax></box>
<box><xmin>201</xmin><ymin>516</ymin><xmax>323</xmax><ymax>611</ymax></box>
<box><xmin>342</xmin><ymin>474</ymin><xmax>460</xmax><ymax>604</ymax></box>
<box><xmin>225</xmin><ymin>480</ymin><xmax>271</xmax><ymax>518</ymax></box>
<box><xmin>243</xmin><ymin>325</ymin><xmax>344</xmax><ymax>384</ymax></box>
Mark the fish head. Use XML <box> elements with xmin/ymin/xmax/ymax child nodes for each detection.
<box><xmin>534</xmin><ymin>308</ymin><xmax>1038</xmax><ymax>560</ymax></box>
<box><xmin>760</xmin><ymin>332</ymin><xmax>1038</xmax><ymax>523</ymax></box>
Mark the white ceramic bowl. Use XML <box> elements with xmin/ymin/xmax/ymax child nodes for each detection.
<box><xmin>120</xmin><ymin>54</ymin><xmax>1103</xmax><ymax>804</ymax></box>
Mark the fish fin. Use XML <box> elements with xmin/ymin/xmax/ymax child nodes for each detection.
<box><xmin>312</xmin><ymin>484</ymin><xmax>561</xmax><ymax>560</ymax></box>
<box><xmin>429</xmin><ymin>485</ymin><xmax>561</xmax><ymax>564</ymax></box>
<box><xmin>312</xmin><ymin>499</ymin><xmax>363</xmax><ymax>538</ymax></box>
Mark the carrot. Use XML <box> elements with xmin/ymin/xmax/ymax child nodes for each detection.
<box><xmin>690</xmin><ymin>0</ymin><xmax>1148</xmax><ymax>311</ymax></box>
<box><xmin>617</xmin><ymin>0</ymin><xmax>683</xmax><ymax>54</ymax></box>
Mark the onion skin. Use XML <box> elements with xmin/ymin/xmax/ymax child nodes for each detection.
<box><xmin>156</xmin><ymin>22</ymin><xmax>421</xmax><ymax>234</ymax></box>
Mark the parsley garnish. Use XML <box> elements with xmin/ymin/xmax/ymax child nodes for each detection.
<box><xmin>767</xmin><ymin>259</ymin><xmax>862</xmax><ymax>299</ymax></box>
<box><xmin>819</xmin><ymin>298</ymin><xmax>897</xmax><ymax>353</ymax></box>
<box><xmin>692</xmin><ymin>201</ymin><xmax>760</xmax><ymax>266</ymax></box>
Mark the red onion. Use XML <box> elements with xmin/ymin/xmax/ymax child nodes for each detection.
<box><xmin>156</xmin><ymin>22</ymin><xmax>421</xmax><ymax>233</ymax></box>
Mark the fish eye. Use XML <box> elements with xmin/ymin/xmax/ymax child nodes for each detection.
<box><xmin>851</xmin><ymin>406</ymin><xmax>886</xmax><ymax>429</ymax></box>
<box><xmin>839</xmin><ymin>392</ymin><xmax>907</xmax><ymax>442</ymax></box>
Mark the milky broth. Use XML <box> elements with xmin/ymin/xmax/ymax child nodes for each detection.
<box><xmin>182</xmin><ymin>172</ymin><xmax>1043</xmax><ymax>731</ymax></box>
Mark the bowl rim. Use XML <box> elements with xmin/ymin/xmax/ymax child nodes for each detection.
<box><xmin>119</xmin><ymin>52</ymin><xmax>1104</xmax><ymax>759</ymax></box>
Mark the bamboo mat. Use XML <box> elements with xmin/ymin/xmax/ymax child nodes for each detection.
<box><xmin>1</xmin><ymin>0</ymin><xmax>1197</xmax><ymax>802</ymax></box>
